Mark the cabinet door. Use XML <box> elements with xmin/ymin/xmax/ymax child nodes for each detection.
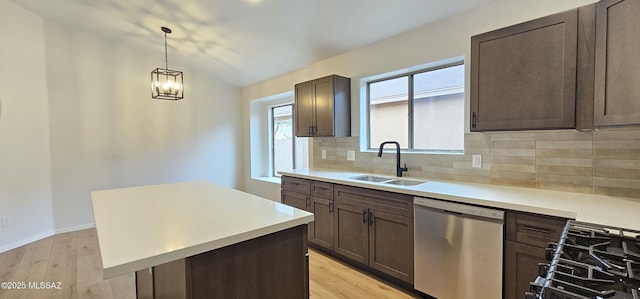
<box><xmin>294</xmin><ymin>81</ymin><xmax>314</xmax><ymax>137</ymax></box>
<box><xmin>368</xmin><ymin>208</ymin><xmax>413</xmax><ymax>283</ymax></box>
<box><xmin>281</xmin><ymin>191</ymin><xmax>310</xmax><ymax>212</ymax></box>
<box><xmin>471</xmin><ymin>10</ymin><xmax>578</xmax><ymax>131</ymax></box>
<box><xmin>313</xmin><ymin>76</ymin><xmax>335</xmax><ymax>137</ymax></box>
<box><xmin>333</xmin><ymin>201</ymin><xmax>369</xmax><ymax>265</ymax></box>
<box><xmin>309</xmin><ymin>197</ymin><xmax>334</xmax><ymax>250</ymax></box>
<box><xmin>594</xmin><ymin>0</ymin><xmax>640</xmax><ymax>127</ymax></box>
<box><xmin>504</xmin><ymin>240</ymin><xmax>546</xmax><ymax>299</ymax></box>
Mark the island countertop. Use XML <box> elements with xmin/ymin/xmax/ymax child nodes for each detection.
<box><xmin>91</xmin><ymin>181</ymin><xmax>314</xmax><ymax>279</ymax></box>
<box><xmin>279</xmin><ymin>168</ymin><xmax>640</xmax><ymax>231</ymax></box>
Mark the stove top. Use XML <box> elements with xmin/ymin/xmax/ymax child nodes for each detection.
<box><xmin>527</xmin><ymin>220</ymin><xmax>640</xmax><ymax>299</ymax></box>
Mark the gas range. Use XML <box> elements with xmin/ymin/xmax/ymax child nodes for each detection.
<box><xmin>527</xmin><ymin>220</ymin><xmax>640</xmax><ymax>299</ymax></box>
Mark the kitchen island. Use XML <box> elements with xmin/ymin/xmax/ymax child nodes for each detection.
<box><xmin>91</xmin><ymin>181</ymin><xmax>314</xmax><ymax>299</ymax></box>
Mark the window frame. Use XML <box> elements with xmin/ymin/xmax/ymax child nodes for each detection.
<box><xmin>270</xmin><ymin>103</ymin><xmax>296</xmax><ymax>177</ymax></box>
<box><xmin>366</xmin><ymin>61</ymin><xmax>465</xmax><ymax>153</ymax></box>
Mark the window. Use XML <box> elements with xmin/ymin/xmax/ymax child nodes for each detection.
<box><xmin>368</xmin><ymin>63</ymin><xmax>464</xmax><ymax>152</ymax></box>
<box><xmin>271</xmin><ymin>104</ymin><xmax>308</xmax><ymax>176</ymax></box>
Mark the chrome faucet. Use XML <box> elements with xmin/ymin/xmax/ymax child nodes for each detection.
<box><xmin>377</xmin><ymin>141</ymin><xmax>408</xmax><ymax>177</ymax></box>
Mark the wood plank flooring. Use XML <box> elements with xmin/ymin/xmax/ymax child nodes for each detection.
<box><xmin>0</xmin><ymin>229</ymin><xmax>414</xmax><ymax>299</ymax></box>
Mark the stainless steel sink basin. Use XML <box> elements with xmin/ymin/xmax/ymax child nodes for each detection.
<box><xmin>350</xmin><ymin>175</ymin><xmax>391</xmax><ymax>182</ymax></box>
<box><xmin>384</xmin><ymin>179</ymin><xmax>426</xmax><ymax>186</ymax></box>
<box><xmin>351</xmin><ymin>175</ymin><xmax>426</xmax><ymax>186</ymax></box>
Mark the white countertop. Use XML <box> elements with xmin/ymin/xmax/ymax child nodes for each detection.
<box><xmin>279</xmin><ymin>168</ymin><xmax>640</xmax><ymax>231</ymax></box>
<box><xmin>91</xmin><ymin>181</ymin><xmax>314</xmax><ymax>279</ymax></box>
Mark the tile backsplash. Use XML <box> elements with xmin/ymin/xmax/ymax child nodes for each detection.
<box><xmin>312</xmin><ymin>127</ymin><xmax>640</xmax><ymax>200</ymax></box>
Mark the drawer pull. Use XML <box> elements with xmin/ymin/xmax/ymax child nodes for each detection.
<box><xmin>362</xmin><ymin>210</ymin><xmax>367</xmax><ymax>223</ymax></box>
<box><xmin>314</xmin><ymin>186</ymin><xmax>329</xmax><ymax>191</ymax></box>
<box><xmin>521</xmin><ymin>226</ymin><xmax>551</xmax><ymax>235</ymax></box>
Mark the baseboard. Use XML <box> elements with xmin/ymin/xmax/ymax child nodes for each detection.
<box><xmin>55</xmin><ymin>223</ymin><xmax>95</xmax><ymax>234</ymax></box>
<box><xmin>0</xmin><ymin>223</ymin><xmax>96</xmax><ymax>254</ymax></box>
<box><xmin>0</xmin><ymin>229</ymin><xmax>55</xmax><ymax>253</ymax></box>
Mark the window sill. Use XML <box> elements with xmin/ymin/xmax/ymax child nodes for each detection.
<box><xmin>252</xmin><ymin>176</ymin><xmax>282</xmax><ymax>185</ymax></box>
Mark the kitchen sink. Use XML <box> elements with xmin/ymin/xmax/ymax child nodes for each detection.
<box><xmin>350</xmin><ymin>175</ymin><xmax>426</xmax><ymax>186</ymax></box>
<box><xmin>350</xmin><ymin>175</ymin><xmax>391</xmax><ymax>182</ymax></box>
<box><xmin>385</xmin><ymin>179</ymin><xmax>426</xmax><ymax>186</ymax></box>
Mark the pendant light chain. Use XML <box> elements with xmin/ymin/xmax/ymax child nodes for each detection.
<box><xmin>164</xmin><ymin>31</ymin><xmax>169</xmax><ymax>70</ymax></box>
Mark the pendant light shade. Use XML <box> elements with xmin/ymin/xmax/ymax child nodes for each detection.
<box><xmin>151</xmin><ymin>27</ymin><xmax>183</xmax><ymax>100</ymax></box>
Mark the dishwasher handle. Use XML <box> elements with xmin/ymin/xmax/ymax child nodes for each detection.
<box><xmin>443</xmin><ymin>209</ymin><xmax>464</xmax><ymax>216</ymax></box>
<box><xmin>414</xmin><ymin>197</ymin><xmax>504</xmax><ymax>221</ymax></box>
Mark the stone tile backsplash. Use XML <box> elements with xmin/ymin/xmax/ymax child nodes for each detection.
<box><xmin>311</xmin><ymin>127</ymin><xmax>640</xmax><ymax>200</ymax></box>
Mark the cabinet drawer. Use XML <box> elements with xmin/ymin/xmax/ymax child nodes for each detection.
<box><xmin>506</xmin><ymin>211</ymin><xmax>567</xmax><ymax>247</ymax></box>
<box><xmin>281</xmin><ymin>176</ymin><xmax>310</xmax><ymax>194</ymax></box>
<box><xmin>335</xmin><ymin>185</ymin><xmax>412</xmax><ymax>218</ymax></box>
<box><xmin>311</xmin><ymin>181</ymin><xmax>333</xmax><ymax>199</ymax></box>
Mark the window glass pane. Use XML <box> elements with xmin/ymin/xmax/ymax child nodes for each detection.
<box><xmin>369</xmin><ymin>76</ymin><xmax>409</xmax><ymax>148</ymax></box>
<box><xmin>413</xmin><ymin>65</ymin><xmax>464</xmax><ymax>151</ymax></box>
<box><xmin>273</xmin><ymin>105</ymin><xmax>293</xmax><ymax>175</ymax></box>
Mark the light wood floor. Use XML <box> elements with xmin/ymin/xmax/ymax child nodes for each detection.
<box><xmin>0</xmin><ymin>229</ymin><xmax>414</xmax><ymax>299</ymax></box>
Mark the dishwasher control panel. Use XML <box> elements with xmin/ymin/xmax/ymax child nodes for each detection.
<box><xmin>414</xmin><ymin>197</ymin><xmax>504</xmax><ymax>220</ymax></box>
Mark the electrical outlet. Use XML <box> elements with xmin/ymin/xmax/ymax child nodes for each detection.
<box><xmin>322</xmin><ymin>150</ymin><xmax>327</xmax><ymax>159</ymax></box>
<box><xmin>472</xmin><ymin>155</ymin><xmax>482</xmax><ymax>168</ymax></box>
<box><xmin>2</xmin><ymin>216</ymin><xmax>10</xmax><ymax>228</ymax></box>
<box><xmin>347</xmin><ymin>150</ymin><xmax>356</xmax><ymax>161</ymax></box>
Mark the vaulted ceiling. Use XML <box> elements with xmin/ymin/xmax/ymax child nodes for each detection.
<box><xmin>11</xmin><ymin>0</ymin><xmax>494</xmax><ymax>86</ymax></box>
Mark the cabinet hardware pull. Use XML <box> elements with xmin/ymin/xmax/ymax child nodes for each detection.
<box><xmin>521</xmin><ymin>226</ymin><xmax>551</xmax><ymax>235</ymax></box>
<box><xmin>362</xmin><ymin>209</ymin><xmax>367</xmax><ymax>223</ymax></box>
<box><xmin>368</xmin><ymin>211</ymin><xmax>374</xmax><ymax>225</ymax></box>
<box><xmin>329</xmin><ymin>202</ymin><xmax>333</xmax><ymax>213</ymax></box>
<box><xmin>306</xmin><ymin>196</ymin><xmax>310</xmax><ymax>207</ymax></box>
<box><xmin>472</xmin><ymin>112</ymin><xmax>477</xmax><ymax>129</ymax></box>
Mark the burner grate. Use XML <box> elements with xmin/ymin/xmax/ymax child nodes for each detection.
<box><xmin>529</xmin><ymin>220</ymin><xmax>640</xmax><ymax>299</ymax></box>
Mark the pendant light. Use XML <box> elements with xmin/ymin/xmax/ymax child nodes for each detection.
<box><xmin>151</xmin><ymin>26</ymin><xmax>184</xmax><ymax>100</ymax></box>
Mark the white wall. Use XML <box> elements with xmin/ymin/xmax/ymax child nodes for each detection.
<box><xmin>240</xmin><ymin>0</ymin><xmax>597</xmax><ymax>200</ymax></box>
<box><xmin>44</xmin><ymin>21</ymin><xmax>242</xmax><ymax>231</ymax></box>
<box><xmin>0</xmin><ymin>0</ymin><xmax>55</xmax><ymax>252</ymax></box>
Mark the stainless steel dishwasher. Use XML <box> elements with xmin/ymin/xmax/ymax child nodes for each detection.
<box><xmin>414</xmin><ymin>197</ymin><xmax>504</xmax><ymax>299</ymax></box>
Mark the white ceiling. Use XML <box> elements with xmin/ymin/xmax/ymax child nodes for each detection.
<box><xmin>11</xmin><ymin>0</ymin><xmax>493</xmax><ymax>87</ymax></box>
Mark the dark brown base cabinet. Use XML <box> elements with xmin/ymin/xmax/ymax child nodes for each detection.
<box><xmin>281</xmin><ymin>177</ymin><xmax>335</xmax><ymax>252</ymax></box>
<box><xmin>282</xmin><ymin>176</ymin><xmax>574</xmax><ymax>297</ymax></box>
<box><xmin>333</xmin><ymin>185</ymin><xmax>414</xmax><ymax>284</ymax></box>
<box><xmin>136</xmin><ymin>225</ymin><xmax>309</xmax><ymax>299</ymax></box>
<box><xmin>504</xmin><ymin>211</ymin><xmax>567</xmax><ymax>299</ymax></box>
<box><xmin>309</xmin><ymin>196</ymin><xmax>334</xmax><ymax>249</ymax></box>
<box><xmin>281</xmin><ymin>177</ymin><xmax>414</xmax><ymax>285</ymax></box>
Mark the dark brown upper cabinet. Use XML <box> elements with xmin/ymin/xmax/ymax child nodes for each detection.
<box><xmin>294</xmin><ymin>75</ymin><xmax>351</xmax><ymax>137</ymax></box>
<box><xmin>594</xmin><ymin>0</ymin><xmax>640</xmax><ymax>127</ymax></box>
<box><xmin>471</xmin><ymin>5</ymin><xmax>596</xmax><ymax>131</ymax></box>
